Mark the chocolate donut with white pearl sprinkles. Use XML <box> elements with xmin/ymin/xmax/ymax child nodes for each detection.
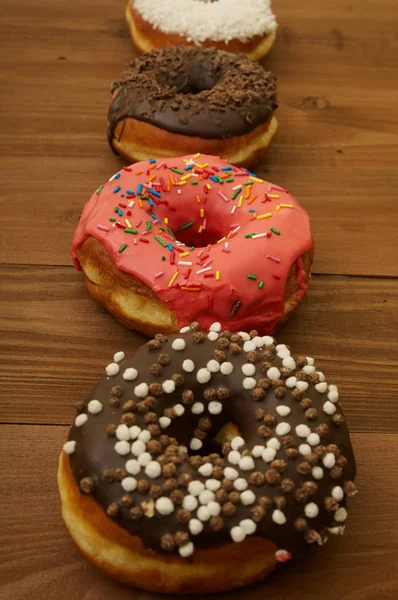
<box><xmin>58</xmin><ymin>326</ymin><xmax>356</xmax><ymax>594</ymax></box>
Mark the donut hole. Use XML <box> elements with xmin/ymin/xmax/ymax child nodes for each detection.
<box><xmin>175</xmin><ymin>226</ymin><xmax>222</xmax><ymax>249</ymax></box>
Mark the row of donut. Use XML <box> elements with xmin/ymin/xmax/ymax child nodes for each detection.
<box><xmin>58</xmin><ymin>2</ymin><xmax>358</xmax><ymax>596</ymax></box>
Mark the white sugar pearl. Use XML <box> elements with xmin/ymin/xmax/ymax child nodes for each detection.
<box><xmin>172</xmin><ymin>338</ymin><xmax>186</xmax><ymax>351</ymax></box>
<box><xmin>234</xmin><ymin>478</ymin><xmax>248</xmax><ymax>491</ymax></box>
<box><xmin>129</xmin><ymin>426</ymin><xmax>141</xmax><ymax>439</ymax></box>
<box><xmin>138</xmin><ymin>430</ymin><xmax>151</xmax><ymax>443</ymax></box>
<box><xmin>188</xmin><ymin>480</ymin><xmax>205</xmax><ymax>497</ymax></box>
<box><xmin>208</xmin><ymin>401</ymin><xmax>223</xmax><ymax>415</ymax></box>
<box><xmin>241</xmin><ymin>490</ymin><xmax>256</xmax><ymax>505</ymax></box>
<box><xmin>210</xmin><ymin>322</ymin><xmax>222</xmax><ymax>332</ymax></box>
<box><xmin>317</xmin><ymin>372</ymin><xmax>326</xmax><ymax>382</ymax></box>
<box><xmin>323</xmin><ymin>401</ymin><xmax>337</xmax><ymax>415</ymax></box>
<box><xmin>224</xmin><ymin>467</ymin><xmax>239</xmax><ymax>480</ymax></box>
<box><xmin>230</xmin><ymin>526</ymin><xmax>246</xmax><ymax>542</ymax></box>
<box><xmin>243</xmin><ymin>341</ymin><xmax>256</xmax><ymax>352</ymax></box>
<box><xmin>296</xmin><ymin>381</ymin><xmax>309</xmax><ymax>391</ymax></box>
<box><xmin>207</xmin><ymin>331</ymin><xmax>219</xmax><ymax>341</ymax></box>
<box><xmin>328</xmin><ymin>525</ymin><xmax>345</xmax><ymax>535</ymax></box>
<box><xmin>307</xmin><ymin>433</ymin><xmax>320</xmax><ymax>446</ymax></box>
<box><xmin>179</xmin><ymin>326</ymin><xmax>190</xmax><ymax>333</ymax></box>
<box><xmin>207</xmin><ymin>359</ymin><xmax>220</xmax><ymax>373</ymax></box>
<box><xmin>276</xmin><ymin>344</ymin><xmax>287</xmax><ymax>352</ymax></box>
<box><xmin>228</xmin><ymin>450</ymin><xmax>241</xmax><ymax>465</ymax></box>
<box><xmin>114</xmin><ymin>440</ymin><xmax>130</xmax><ymax>456</ymax></box>
<box><xmin>198</xmin><ymin>462</ymin><xmax>212</xmax><ymax>477</ymax></box>
<box><xmin>63</xmin><ymin>441</ymin><xmax>76</xmax><ymax>454</ymax></box>
<box><xmin>242</xmin><ymin>363</ymin><xmax>255</xmax><ymax>376</ymax></box>
<box><xmin>252</xmin><ymin>445</ymin><xmax>265</xmax><ymax>457</ymax></box>
<box><xmin>159</xmin><ymin>417</ymin><xmax>171</xmax><ymax>429</ymax></box>
<box><xmin>208</xmin><ymin>501</ymin><xmax>221</xmax><ymax>516</ymax></box>
<box><xmin>182</xmin><ymin>359</ymin><xmax>195</xmax><ymax>373</ymax></box>
<box><xmin>282</xmin><ymin>356</ymin><xmax>296</xmax><ymax>370</ymax></box>
<box><xmin>199</xmin><ymin>490</ymin><xmax>215</xmax><ymax>505</ymax></box>
<box><xmin>131</xmin><ymin>440</ymin><xmax>146</xmax><ymax>456</ymax></box>
<box><xmin>243</xmin><ymin>377</ymin><xmax>256</xmax><ymax>390</ymax></box>
<box><xmin>125</xmin><ymin>459</ymin><xmax>140</xmax><ymax>475</ymax></box>
<box><xmin>88</xmin><ymin>400</ymin><xmax>102</xmax><ymax>414</ymax></box>
<box><xmin>332</xmin><ymin>486</ymin><xmax>344</xmax><ymax>501</ymax></box>
<box><xmin>145</xmin><ymin>461</ymin><xmax>161</xmax><ymax>478</ymax></box>
<box><xmin>156</xmin><ymin>497</ymin><xmax>174</xmax><ymax>515</ymax></box>
<box><xmin>189</xmin><ymin>519</ymin><xmax>203</xmax><ymax>535</ymax></box>
<box><xmin>272</xmin><ymin>509</ymin><xmax>287</xmax><ymax>525</ymax></box>
<box><xmin>277</xmin><ymin>349</ymin><xmax>290</xmax><ymax>359</ymax></box>
<box><xmin>197</xmin><ymin>506</ymin><xmax>211</xmax><ymax>521</ymax></box>
<box><xmin>303</xmin><ymin>365</ymin><xmax>316</xmax><ymax>374</ymax></box>
<box><xmin>231</xmin><ymin>436</ymin><xmax>245</xmax><ymax>450</ymax></box>
<box><xmin>238</xmin><ymin>332</ymin><xmax>250</xmax><ymax>341</ymax></box>
<box><xmin>179</xmin><ymin>445</ymin><xmax>188</xmax><ymax>454</ymax></box>
<box><xmin>328</xmin><ymin>390</ymin><xmax>339</xmax><ymax>403</ymax></box>
<box><xmin>296</xmin><ymin>424</ymin><xmax>311</xmax><ymax>438</ymax></box>
<box><xmin>312</xmin><ymin>466</ymin><xmax>324</xmax><ymax>480</ymax></box>
<box><xmin>121</xmin><ymin>477</ymin><xmax>137</xmax><ymax>492</ymax></box>
<box><xmin>173</xmin><ymin>404</ymin><xmax>185</xmax><ymax>417</ymax></box>
<box><xmin>106</xmin><ymin>362</ymin><xmax>119</xmax><ymax>376</ymax></box>
<box><xmin>323</xmin><ymin>453</ymin><xmax>336</xmax><ymax>469</ymax></box>
<box><xmin>206</xmin><ymin>479</ymin><xmax>221</xmax><ymax>492</ymax></box>
<box><xmin>299</xmin><ymin>444</ymin><xmax>311</xmax><ymax>456</ymax></box>
<box><xmin>220</xmin><ymin>361</ymin><xmax>233</xmax><ymax>375</ymax></box>
<box><xmin>179</xmin><ymin>542</ymin><xmax>194</xmax><ymax>558</ymax></box>
<box><xmin>192</xmin><ymin>402</ymin><xmax>204</xmax><ymax>414</ymax></box>
<box><xmin>239</xmin><ymin>456</ymin><xmax>255</xmax><ymax>471</ymax></box>
<box><xmin>253</xmin><ymin>336</ymin><xmax>264</xmax><ymax>348</ymax></box>
<box><xmin>162</xmin><ymin>380</ymin><xmax>175</xmax><ymax>394</ymax></box>
<box><xmin>134</xmin><ymin>382</ymin><xmax>149</xmax><ymax>398</ymax></box>
<box><xmin>262</xmin><ymin>447</ymin><xmax>276</xmax><ymax>463</ymax></box>
<box><xmin>262</xmin><ymin>336</ymin><xmax>274</xmax><ymax>345</ymax></box>
<box><xmin>267</xmin><ymin>367</ymin><xmax>281</xmax><ymax>381</ymax></box>
<box><xmin>240</xmin><ymin>519</ymin><xmax>257</xmax><ymax>535</ymax></box>
<box><xmin>306</xmin><ymin>357</ymin><xmax>315</xmax><ymax>365</ymax></box>
<box><xmin>276</xmin><ymin>422</ymin><xmax>291</xmax><ymax>436</ymax></box>
<box><xmin>75</xmin><ymin>414</ymin><xmax>88</xmax><ymax>427</ymax></box>
<box><xmin>276</xmin><ymin>405</ymin><xmax>291</xmax><ymax>417</ymax></box>
<box><xmin>190</xmin><ymin>437</ymin><xmax>202</xmax><ymax>450</ymax></box>
<box><xmin>335</xmin><ymin>507</ymin><xmax>348</xmax><ymax>522</ymax></box>
<box><xmin>305</xmin><ymin>502</ymin><xmax>319</xmax><ymax>518</ymax></box>
<box><xmin>183</xmin><ymin>495</ymin><xmax>199</xmax><ymax>511</ymax></box>
<box><xmin>123</xmin><ymin>367</ymin><xmax>138</xmax><ymax>381</ymax></box>
<box><xmin>113</xmin><ymin>351</ymin><xmax>125</xmax><ymax>363</ymax></box>
<box><xmin>135</xmin><ymin>451</ymin><xmax>152</xmax><ymax>467</ymax></box>
<box><xmin>267</xmin><ymin>438</ymin><xmax>281</xmax><ymax>450</ymax></box>
<box><xmin>197</xmin><ymin>368</ymin><xmax>211</xmax><ymax>384</ymax></box>
<box><xmin>316</xmin><ymin>382</ymin><xmax>328</xmax><ymax>393</ymax></box>
<box><xmin>116</xmin><ymin>424</ymin><xmax>130</xmax><ymax>441</ymax></box>
<box><xmin>286</xmin><ymin>377</ymin><xmax>297</xmax><ymax>388</ymax></box>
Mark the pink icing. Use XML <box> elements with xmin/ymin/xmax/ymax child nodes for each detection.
<box><xmin>71</xmin><ymin>154</ymin><xmax>313</xmax><ymax>333</ymax></box>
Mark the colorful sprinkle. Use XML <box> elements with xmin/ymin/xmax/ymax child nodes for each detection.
<box><xmin>271</xmin><ymin>227</ymin><xmax>281</xmax><ymax>235</ymax></box>
<box><xmin>118</xmin><ymin>244</ymin><xmax>127</xmax><ymax>253</ymax></box>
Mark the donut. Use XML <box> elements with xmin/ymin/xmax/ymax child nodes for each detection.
<box><xmin>126</xmin><ymin>0</ymin><xmax>277</xmax><ymax>61</ymax></box>
<box><xmin>108</xmin><ymin>46</ymin><xmax>278</xmax><ymax>168</ymax></box>
<box><xmin>71</xmin><ymin>154</ymin><xmax>313</xmax><ymax>337</ymax></box>
<box><xmin>59</xmin><ymin>326</ymin><xmax>357</xmax><ymax>594</ymax></box>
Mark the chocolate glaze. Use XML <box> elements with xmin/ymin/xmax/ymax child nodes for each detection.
<box><xmin>67</xmin><ymin>328</ymin><xmax>356</xmax><ymax>557</ymax></box>
<box><xmin>108</xmin><ymin>46</ymin><xmax>278</xmax><ymax>145</ymax></box>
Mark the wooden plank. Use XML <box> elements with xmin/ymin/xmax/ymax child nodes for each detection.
<box><xmin>0</xmin><ymin>265</ymin><xmax>397</xmax><ymax>431</ymax></box>
<box><xmin>0</xmin><ymin>1</ymin><xmax>397</xmax><ymax>275</ymax></box>
<box><xmin>0</xmin><ymin>425</ymin><xmax>396</xmax><ymax>600</ymax></box>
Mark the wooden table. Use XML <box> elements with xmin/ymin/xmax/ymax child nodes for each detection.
<box><xmin>1</xmin><ymin>1</ymin><xmax>397</xmax><ymax>598</ymax></box>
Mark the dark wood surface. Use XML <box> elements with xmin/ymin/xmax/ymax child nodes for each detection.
<box><xmin>0</xmin><ymin>0</ymin><xmax>397</xmax><ymax>598</ymax></box>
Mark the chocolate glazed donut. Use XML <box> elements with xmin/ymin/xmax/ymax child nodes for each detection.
<box><xmin>107</xmin><ymin>47</ymin><xmax>279</xmax><ymax>167</ymax></box>
<box><xmin>59</xmin><ymin>325</ymin><xmax>357</xmax><ymax>594</ymax></box>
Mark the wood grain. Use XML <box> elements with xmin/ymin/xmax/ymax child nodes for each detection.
<box><xmin>0</xmin><ymin>0</ymin><xmax>397</xmax><ymax>275</ymax></box>
<box><xmin>0</xmin><ymin>265</ymin><xmax>397</xmax><ymax>431</ymax></box>
<box><xmin>0</xmin><ymin>425</ymin><xmax>397</xmax><ymax>600</ymax></box>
